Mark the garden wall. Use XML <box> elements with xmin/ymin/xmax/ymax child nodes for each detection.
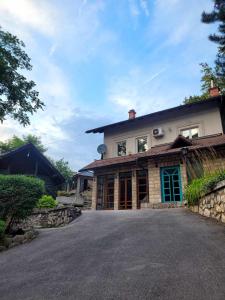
<box><xmin>190</xmin><ymin>180</ymin><xmax>225</xmax><ymax>223</ymax></box>
<box><xmin>14</xmin><ymin>206</ymin><xmax>81</xmax><ymax>229</ymax></box>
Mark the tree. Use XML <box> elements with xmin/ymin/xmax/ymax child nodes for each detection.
<box><xmin>183</xmin><ymin>63</ymin><xmax>225</xmax><ymax>104</ymax></box>
<box><xmin>0</xmin><ymin>27</ymin><xmax>44</xmax><ymax>125</ymax></box>
<box><xmin>53</xmin><ymin>158</ymin><xmax>74</xmax><ymax>181</ymax></box>
<box><xmin>0</xmin><ymin>134</ymin><xmax>47</xmax><ymax>153</ymax></box>
<box><xmin>184</xmin><ymin>1</ymin><xmax>225</xmax><ymax>104</ymax></box>
<box><xmin>202</xmin><ymin>0</ymin><xmax>225</xmax><ymax>80</ymax></box>
<box><xmin>22</xmin><ymin>134</ymin><xmax>47</xmax><ymax>153</ymax></box>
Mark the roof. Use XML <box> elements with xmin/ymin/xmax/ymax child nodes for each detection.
<box><xmin>0</xmin><ymin>143</ymin><xmax>65</xmax><ymax>184</ymax></box>
<box><xmin>79</xmin><ymin>134</ymin><xmax>225</xmax><ymax>171</ymax></box>
<box><xmin>73</xmin><ymin>171</ymin><xmax>93</xmax><ymax>178</ymax></box>
<box><xmin>86</xmin><ymin>96</ymin><xmax>223</xmax><ymax>134</ymax></box>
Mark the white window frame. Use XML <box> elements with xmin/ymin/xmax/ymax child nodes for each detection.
<box><xmin>136</xmin><ymin>136</ymin><xmax>148</xmax><ymax>153</ymax></box>
<box><xmin>180</xmin><ymin>126</ymin><xmax>199</xmax><ymax>139</ymax></box>
<box><xmin>117</xmin><ymin>140</ymin><xmax>127</xmax><ymax>156</ymax></box>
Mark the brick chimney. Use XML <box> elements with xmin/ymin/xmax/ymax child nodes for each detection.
<box><xmin>209</xmin><ymin>80</ymin><xmax>220</xmax><ymax>97</ymax></box>
<box><xmin>128</xmin><ymin>109</ymin><xmax>136</xmax><ymax>120</ymax></box>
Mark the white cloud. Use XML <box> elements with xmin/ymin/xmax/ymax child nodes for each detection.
<box><xmin>128</xmin><ymin>0</ymin><xmax>150</xmax><ymax>19</ymax></box>
<box><xmin>129</xmin><ymin>0</ymin><xmax>140</xmax><ymax>17</ymax></box>
<box><xmin>0</xmin><ymin>59</ymin><xmax>75</xmax><ymax>150</ymax></box>
<box><xmin>0</xmin><ymin>0</ymin><xmax>116</xmax><ymax>162</ymax></box>
<box><xmin>108</xmin><ymin>67</ymin><xmax>169</xmax><ymax>117</ymax></box>
<box><xmin>139</xmin><ymin>0</ymin><xmax>150</xmax><ymax>17</ymax></box>
<box><xmin>150</xmin><ymin>0</ymin><xmax>214</xmax><ymax>47</ymax></box>
<box><xmin>0</xmin><ymin>0</ymin><xmax>58</xmax><ymax>37</ymax></box>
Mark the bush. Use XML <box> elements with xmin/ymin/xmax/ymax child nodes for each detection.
<box><xmin>0</xmin><ymin>219</ymin><xmax>6</xmax><ymax>239</ymax></box>
<box><xmin>185</xmin><ymin>170</ymin><xmax>225</xmax><ymax>206</ymax></box>
<box><xmin>0</xmin><ymin>175</ymin><xmax>44</xmax><ymax>226</ymax></box>
<box><xmin>37</xmin><ymin>195</ymin><xmax>58</xmax><ymax>209</ymax></box>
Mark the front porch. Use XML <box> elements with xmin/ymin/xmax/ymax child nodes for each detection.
<box><xmin>91</xmin><ymin>155</ymin><xmax>188</xmax><ymax>210</ymax></box>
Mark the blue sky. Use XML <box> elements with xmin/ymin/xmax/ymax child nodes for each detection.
<box><xmin>0</xmin><ymin>0</ymin><xmax>218</xmax><ymax>170</ymax></box>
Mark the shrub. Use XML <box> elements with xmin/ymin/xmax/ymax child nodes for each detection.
<box><xmin>185</xmin><ymin>169</ymin><xmax>225</xmax><ymax>206</ymax></box>
<box><xmin>0</xmin><ymin>219</ymin><xmax>6</xmax><ymax>239</ymax></box>
<box><xmin>0</xmin><ymin>175</ymin><xmax>44</xmax><ymax>227</ymax></box>
<box><xmin>37</xmin><ymin>195</ymin><xmax>58</xmax><ymax>209</ymax></box>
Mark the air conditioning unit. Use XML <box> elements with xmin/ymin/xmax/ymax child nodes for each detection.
<box><xmin>152</xmin><ymin>128</ymin><xmax>164</xmax><ymax>138</ymax></box>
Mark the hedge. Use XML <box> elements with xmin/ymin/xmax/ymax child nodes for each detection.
<box><xmin>0</xmin><ymin>175</ymin><xmax>44</xmax><ymax>227</ymax></box>
<box><xmin>0</xmin><ymin>219</ymin><xmax>6</xmax><ymax>239</ymax></box>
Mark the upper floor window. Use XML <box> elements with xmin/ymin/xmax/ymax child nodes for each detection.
<box><xmin>180</xmin><ymin>127</ymin><xmax>199</xmax><ymax>139</ymax></box>
<box><xmin>117</xmin><ymin>141</ymin><xmax>126</xmax><ymax>156</ymax></box>
<box><xmin>137</xmin><ymin>136</ymin><xmax>148</xmax><ymax>153</ymax></box>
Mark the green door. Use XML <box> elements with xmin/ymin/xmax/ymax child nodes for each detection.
<box><xmin>160</xmin><ymin>166</ymin><xmax>182</xmax><ymax>202</ymax></box>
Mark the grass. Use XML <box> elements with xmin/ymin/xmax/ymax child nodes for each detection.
<box><xmin>185</xmin><ymin>169</ymin><xmax>225</xmax><ymax>206</ymax></box>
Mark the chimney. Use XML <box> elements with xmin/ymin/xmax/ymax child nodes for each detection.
<box><xmin>128</xmin><ymin>109</ymin><xmax>136</xmax><ymax>120</ymax></box>
<box><xmin>209</xmin><ymin>80</ymin><xmax>220</xmax><ymax>97</ymax></box>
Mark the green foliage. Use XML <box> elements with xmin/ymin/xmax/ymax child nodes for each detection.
<box><xmin>0</xmin><ymin>175</ymin><xmax>44</xmax><ymax>222</ymax></box>
<box><xmin>185</xmin><ymin>170</ymin><xmax>225</xmax><ymax>206</ymax></box>
<box><xmin>0</xmin><ymin>219</ymin><xmax>6</xmax><ymax>239</ymax></box>
<box><xmin>183</xmin><ymin>94</ymin><xmax>208</xmax><ymax>105</ymax></box>
<box><xmin>202</xmin><ymin>1</ymin><xmax>225</xmax><ymax>81</ymax></box>
<box><xmin>184</xmin><ymin>1</ymin><xmax>225</xmax><ymax>104</ymax></box>
<box><xmin>53</xmin><ymin>158</ymin><xmax>74</xmax><ymax>181</ymax></box>
<box><xmin>36</xmin><ymin>195</ymin><xmax>58</xmax><ymax>209</ymax></box>
<box><xmin>0</xmin><ymin>134</ymin><xmax>47</xmax><ymax>154</ymax></box>
<box><xmin>183</xmin><ymin>62</ymin><xmax>225</xmax><ymax>104</ymax></box>
<box><xmin>0</xmin><ymin>27</ymin><xmax>44</xmax><ymax>125</ymax></box>
<box><xmin>22</xmin><ymin>134</ymin><xmax>47</xmax><ymax>153</ymax></box>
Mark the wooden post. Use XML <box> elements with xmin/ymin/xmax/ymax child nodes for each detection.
<box><xmin>114</xmin><ymin>172</ymin><xmax>119</xmax><ymax>210</ymax></box>
<box><xmin>91</xmin><ymin>176</ymin><xmax>97</xmax><ymax>210</ymax></box>
<box><xmin>76</xmin><ymin>176</ymin><xmax>81</xmax><ymax>198</ymax></box>
<box><xmin>132</xmin><ymin>170</ymin><xmax>137</xmax><ymax>209</ymax></box>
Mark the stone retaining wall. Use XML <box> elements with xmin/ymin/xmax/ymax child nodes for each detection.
<box><xmin>15</xmin><ymin>206</ymin><xmax>81</xmax><ymax>229</ymax></box>
<box><xmin>0</xmin><ymin>230</ymin><xmax>38</xmax><ymax>252</ymax></box>
<box><xmin>190</xmin><ymin>180</ymin><xmax>225</xmax><ymax>223</ymax></box>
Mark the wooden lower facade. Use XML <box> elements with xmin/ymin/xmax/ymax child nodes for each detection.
<box><xmin>92</xmin><ymin>155</ymin><xmax>188</xmax><ymax>210</ymax></box>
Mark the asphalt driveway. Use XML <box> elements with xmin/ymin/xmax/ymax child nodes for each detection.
<box><xmin>0</xmin><ymin>208</ymin><xmax>225</xmax><ymax>300</ymax></box>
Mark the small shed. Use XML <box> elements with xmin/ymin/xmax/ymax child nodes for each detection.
<box><xmin>0</xmin><ymin>143</ymin><xmax>65</xmax><ymax>198</ymax></box>
<box><xmin>73</xmin><ymin>171</ymin><xmax>93</xmax><ymax>196</ymax></box>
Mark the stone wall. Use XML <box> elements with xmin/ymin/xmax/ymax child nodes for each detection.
<box><xmin>190</xmin><ymin>180</ymin><xmax>225</xmax><ymax>223</ymax></box>
<box><xmin>0</xmin><ymin>230</ymin><xmax>38</xmax><ymax>252</ymax></box>
<box><xmin>17</xmin><ymin>206</ymin><xmax>81</xmax><ymax>229</ymax></box>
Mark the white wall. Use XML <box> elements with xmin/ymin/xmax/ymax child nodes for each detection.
<box><xmin>103</xmin><ymin>107</ymin><xmax>223</xmax><ymax>158</ymax></box>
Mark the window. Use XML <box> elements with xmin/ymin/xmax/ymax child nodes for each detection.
<box><xmin>180</xmin><ymin>127</ymin><xmax>199</xmax><ymax>139</ymax></box>
<box><xmin>137</xmin><ymin>136</ymin><xmax>148</xmax><ymax>153</ymax></box>
<box><xmin>117</xmin><ymin>141</ymin><xmax>126</xmax><ymax>156</ymax></box>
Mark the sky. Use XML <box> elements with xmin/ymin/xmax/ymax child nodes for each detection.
<box><xmin>0</xmin><ymin>0</ymin><xmax>218</xmax><ymax>171</ymax></box>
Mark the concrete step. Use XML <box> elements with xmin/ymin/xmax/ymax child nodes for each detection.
<box><xmin>141</xmin><ymin>202</ymin><xmax>185</xmax><ymax>209</ymax></box>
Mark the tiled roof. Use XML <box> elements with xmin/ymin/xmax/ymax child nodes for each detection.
<box><xmin>80</xmin><ymin>134</ymin><xmax>225</xmax><ymax>171</ymax></box>
<box><xmin>86</xmin><ymin>96</ymin><xmax>223</xmax><ymax>133</ymax></box>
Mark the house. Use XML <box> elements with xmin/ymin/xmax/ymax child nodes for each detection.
<box><xmin>80</xmin><ymin>87</ymin><xmax>225</xmax><ymax>210</ymax></box>
<box><xmin>0</xmin><ymin>143</ymin><xmax>65</xmax><ymax>198</ymax></box>
<box><xmin>73</xmin><ymin>171</ymin><xmax>93</xmax><ymax>196</ymax></box>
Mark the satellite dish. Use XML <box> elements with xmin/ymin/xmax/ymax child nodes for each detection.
<box><xmin>97</xmin><ymin>144</ymin><xmax>107</xmax><ymax>154</ymax></box>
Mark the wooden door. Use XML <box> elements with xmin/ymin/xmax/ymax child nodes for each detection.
<box><xmin>137</xmin><ymin>170</ymin><xmax>148</xmax><ymax>209</ymax></box>
<box><xmin>119</xmin><ymin>172</ymin><xmax>132</xmax><ymax>209</ymax></box>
